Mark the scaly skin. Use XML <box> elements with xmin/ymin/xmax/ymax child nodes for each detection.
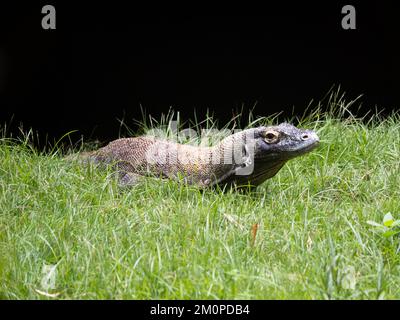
<box><xmin>85</xmin><ymin>123</ymin><xmax>320</xmax><ymax>189</ymax></box>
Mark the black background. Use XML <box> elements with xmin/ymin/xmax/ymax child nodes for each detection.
<box><xmin>0</xmin><ymin>2</ymin><xmax>398</xmax><ymax>145</ymax></box>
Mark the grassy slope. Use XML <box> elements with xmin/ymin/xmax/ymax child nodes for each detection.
<box><xmin>1</xmin><ymin>107</ymin><xmax>400</xmax><ymax>299</ymax></box>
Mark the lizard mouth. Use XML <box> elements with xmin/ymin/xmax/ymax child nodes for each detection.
<box><xmin>287</xmin><ymin>139</ymin><xmax>320</xmax><ymax>155</ymax></box>
<box><xmin>257</xmin><ymin>138</ymin><xmax>320</xmax><ymax>161</ymax></box>
<box><xmin>277</xmin><ymin>131</ymin><xmax>320</xmax><ymax>158</ymax></box>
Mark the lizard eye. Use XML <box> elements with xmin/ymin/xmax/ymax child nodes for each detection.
<box><xmin>263</xmin><ymin>130</ymin><xmax>280</xmax><ymax>143</ymax></box>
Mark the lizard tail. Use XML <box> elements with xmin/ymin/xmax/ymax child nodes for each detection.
<box><xmin>64</xmin><ymin>150</ymin><xmax>98</xmax><ymax>164</ymax></box>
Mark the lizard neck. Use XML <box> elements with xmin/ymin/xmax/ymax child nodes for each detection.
<box><xmin>211</xmin><ymin>128</ymin><xmax>257</xmax><ymax>166</ymax></box>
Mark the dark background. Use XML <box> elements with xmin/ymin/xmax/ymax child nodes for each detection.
<box><xmin>0</xmin><ymin>2</ymin><xmax>398</xmax><ymax>145</ymax></box>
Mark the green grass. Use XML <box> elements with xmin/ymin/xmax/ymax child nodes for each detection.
<box><xmin>1</xmin><ymin>95</ymin><xmax>400</xmax><ymax>299</ymax></box>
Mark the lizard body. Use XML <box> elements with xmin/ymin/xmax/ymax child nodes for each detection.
<box><xmin>84</xmin><ymin>123</ymin><xmax>319</xmax><ymax>189</ymax></box>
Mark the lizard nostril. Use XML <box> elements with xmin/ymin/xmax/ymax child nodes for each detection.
<box><xmin>301</xmin><ymin>134</ymin><xmax>309</xmax><ymax>140</ymax></box>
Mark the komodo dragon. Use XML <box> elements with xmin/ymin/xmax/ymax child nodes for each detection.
<box><xmin>81</xmin><ymin>123</ymin><xmax>319</xmax><ymax>190</ymax></box>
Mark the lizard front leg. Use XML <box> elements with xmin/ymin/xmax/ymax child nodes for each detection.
<box><xmin>118</xmin><ymin>172</ymin><xmax>145</xmax><ymax>187</ymax></box>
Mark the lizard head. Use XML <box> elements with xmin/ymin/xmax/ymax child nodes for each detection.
<box><xmin>219</xmin><ymin>123</ymin><xmax>320</xmax><ymax>188</ymax></box>
<box><xmin>254</xmin><ymin>123</ymin><xmax>320</xmax><ymax>160</ymax></box>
